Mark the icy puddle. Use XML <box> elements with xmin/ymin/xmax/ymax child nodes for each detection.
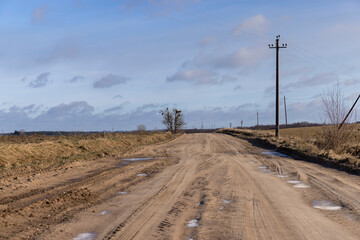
<box><xmin>262</xmin><ymin>151</ymin><xmax>291</xmax><ymax>158</ymax></box>
<box><xmin>136</xmin><ymin>173</ymin><xmax>148</xmax><ymax>177</ymax></box>
<box><xmin>258</xmin><ymin>166</ymin><xmax>268</xmax><ymax>169</ymax></box>
<box><xmin>259</xmin><ymin>168</ymin><xmax>273</xmax><ymax>173</ymax></box>
<box><xmin>287</xmin><ymin>180</ymin><xmax>302</xmax><ymax>184</ymax></box>
<box><xmin>293</xmin><ymin>183</ymin><xmax>310</xmax><ymax>188</ymax></box>
<box><xmin>312</xmin><ymin>200</ymin><xmax>342</xmax><ymax>210</ymax></box>
<box><xmin>223</xmin><ymin>200</ymin><xmax>231</xmax><ymax>204</ymax></box>
<box><xmin>116</xmin><ymin>162</ymin><xmax>129</xmax><ymax>167</ymax></box>
<box><xmin>100</xmin><ymin>211</ymin><xmax>110</xmax><ymax>215</ymax></box>
<box><xmin>187</xmin><ymin>219</ymin><xmax>199</xmax><ymax>228</ymax></box>
<box><xmin>73</xmin><ymin>233</ymin><xmax>97</xmax><ymax>240</ymax></box>
<box><xmin>122</xmin><ymin>157</ymin><xmax>159</xmax><ymax>161</ymax></box>
<box><xmin>117</xmin><ymin>191</ymin><xmax>128</xmax><ymax>195</ymax></box>
<box><xmin>276</xmin><ymin>174</ymin><xmax>289</xmax><ymax>178</ymax></box>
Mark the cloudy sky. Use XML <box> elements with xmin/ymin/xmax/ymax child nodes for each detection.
<box><xmin>0</xmin><ymin>0</ymin><xmax>359</xmax><ymax>132</ymax></box>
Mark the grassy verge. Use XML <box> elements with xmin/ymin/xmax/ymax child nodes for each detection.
<box><xmin>0</xmin><ymin>131</ymin><xmax>178</xmax><ymax>176</ymax></box>
<box><xmin>218</xmin><ymin>128</ymin><xmax>360</xmax><ymax>175</ymax></box>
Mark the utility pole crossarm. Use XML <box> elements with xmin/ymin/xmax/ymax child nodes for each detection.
<box><xmin>269</xmin><ymin>35</ymin><xmax>287</xmax><ymax>138</ymax></box>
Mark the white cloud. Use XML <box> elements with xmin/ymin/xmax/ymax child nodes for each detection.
<box><xmin>211</xmin><ymin>46</ymin><xmax>268</xmax><ymax>69</ymax></box>
<box><xmin>232</xmin><ymin>14</ymin><xmax>270</xmax><ymax>35</ymax></box>
<box><xmin>167</xmin><ymin>68</ymin><xmax>218</xmax><ymax>85</ymax></box>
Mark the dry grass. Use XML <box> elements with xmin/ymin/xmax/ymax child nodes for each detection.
<box><xmin>219</xmin><ymin>126</ymin><xmax>360</xmax><ymax>173</ymax></box>
<box><xmin>0</xmin><ymin>132</ymin><xmax>177</xmax><ymax>175</ymax></box>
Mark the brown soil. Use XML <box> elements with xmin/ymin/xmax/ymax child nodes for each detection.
<box><xmin>1</xmin><ymin>133</ymin><xmax>360</xmax><ymax>239</ymax></box>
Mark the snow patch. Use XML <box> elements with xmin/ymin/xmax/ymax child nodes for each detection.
<box><xmin>187</xmin><ymin>219</ymin><xmax>199</xmax><ymax>227</ymax></box>
<box><xmin>287</xmin><ymin>180</ymin><xmax>301</xmax><ymax>184</ymax></box>
<box><xmin>293</xmin><ymin>183</ymin><xmax>310</xmax><ymax>188</ymax></box>
<box><xmin>136</xmin><ymin>173</ymin><xmax>148</xmax><ymax>177</ymax></box>
<box><xmin>73</xmin><ymin>233</ymin><xmax>96</xmax><ymax>240</ymax></box>
<box><xmin>117</xmin><ymin>191</ymin><xmax>128</xmax><ymax>195</ymax></box>
<box><xmin>276</xmin><ymin>174</ymin><xmax>289</xmax><ymax>178</ymax></box>
<box><xmin>312</xmin><ymin>200</ymin><xmax>342</xmax><ymax>210</ymax></box>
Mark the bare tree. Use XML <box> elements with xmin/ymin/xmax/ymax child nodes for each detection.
<box><xmin>137</xmin><ymin>124</ymin><xmax>146</xmax><ymax>132</ymax></box>
<box><xmin>159</xmin><ymin>108</ymin><xmax>185</xmax><ymax>133</ymax></box>
<box><xmin>316</xmin><ymin>84</ymin><xmax>356</xmax><ymax>153</ymax></box>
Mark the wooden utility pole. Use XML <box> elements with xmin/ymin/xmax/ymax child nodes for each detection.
<box><xmin>284</xmin><ymin>96</ymin><xmax>288</xmax><ymax>128</ymax></box>
<box><xmin>257</xmin><ymin>112</ymin><xmax>259</xmax><ymax>127</ymax></box>
<box><xmin>269</xmin><ymin>35</ymin><xmax>287</xmax><ymax>138</ymax></box>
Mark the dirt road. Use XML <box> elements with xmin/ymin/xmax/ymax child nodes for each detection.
<box><xmin>1</xmin><ymin>133</ymin><xmax>360</xmax><ymax>239</ymax></box>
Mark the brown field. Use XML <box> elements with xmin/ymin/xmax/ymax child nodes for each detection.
<box><xmin>0</xmin><ymin>131</ymin><xmax>176</xmax><ymax>176</ymax></box>
<box><xmin>278</xmin><ymin>123</ymin><xmax>360</xmax><ymax>141</ymax></box>
<box><xmin>1</xmin><ymin>133</ymin><xmax>360</xmax><ymax>239</ymax></box>
<box><xmin>219</xmin><ymin>125</ymin><xmax>360</xmax><ymax>173</ymax></box>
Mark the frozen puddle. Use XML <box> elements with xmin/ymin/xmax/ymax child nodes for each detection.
<box><xmin>187</xmin><ymin>219</ymin><xmax>199</xmax><ymax>228</ymax></box>
<box><xmin>293</xmin><ymin>183</ymin><xmax>310</xmax><ymax>188</ymax></box>
<box><xmin>312</xmin><ymin>200</ymin><xmax>342</xmax><ymax>210</ymax></box>
<box><xmin>276</xmin><ymin>174</ymin><xmax>289</xmax><ymax>178</ymax></box>
<box><xmin>136</xmin><ymin>173</ymin><xmax>148</xmax><ymax>177</ymax></box>
<box><xmin>117</xmin><ymin>162</ymin><xmax>129</xmax><ymax>167</ymax></box>
<box><xmin>258</xmin><ymin>166</ymin><xmax>268</xmax><ymax>169</ymax></box>
<box><xmin>122</xmin><ymin>157</ymin><xmax>159</xmax><ymax>161</ymax></box>
<box><xmin>117</xmin><ymin>191</ymin><xmax>128</xmax><ymax>195</ymax></box>
<box><xmin>73</xmin><ymin>233</ymin><xmax>96</xmax><ymax>240</ymax></box>
<box><xmin>223</xmin><ymin>200</ymin><xmax>231</xmax><ymax>204</ymax></box>
<box><xmin>262</xmin><ymin>151</ymin><xmax>291</xmax><ymax>158</ymax></box>
<box><xmin>287</xmin><ymin>180</ymin><xmax>302</xmax><ymax>184</ymax></box>
<box><xmin>100</xmin><ymin>211</ymin><xmax>110</xmax><ymax>215</ymax></box>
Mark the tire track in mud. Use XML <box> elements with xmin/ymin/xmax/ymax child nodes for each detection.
<box><xmin>102</xmin><ymin>154</ymin><xmax>215</xmax><ymax>240</ymax></box>
<box><xmin>0</xmin><ymin>157</ymin><xmax>174</xmax><ymax>239</ymax></box>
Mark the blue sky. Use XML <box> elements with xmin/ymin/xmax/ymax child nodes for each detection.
<box><xmin>0</xmin><ymin>0</ymin><xmax>359</xmax><ymax>132</ymax></box>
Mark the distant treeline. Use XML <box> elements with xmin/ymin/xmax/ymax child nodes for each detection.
<box><xmin>183</xmin><ymin>128</ymin><xmax>219</xmax><ymax>134</ymax></box>
<box><xmin>246</xmin><ymin>122</ymin><xmax>322</xmax><ymax>130</ymax></box>
<box><xmin>9</xmin><ymin>130</ymin><xmax>149</xmax><ymax>136</ymax></box>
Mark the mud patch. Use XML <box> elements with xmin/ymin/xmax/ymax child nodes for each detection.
<box><xmin>312</xmin><ymin>200</ymin><xmax>342</xmax><ymax>210</ymax></box>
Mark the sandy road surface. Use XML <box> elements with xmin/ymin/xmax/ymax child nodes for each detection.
<box><xmin>1</xmin><ymin>133</ymin><xmax>360</xmax><ymax>239</ymax></box>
